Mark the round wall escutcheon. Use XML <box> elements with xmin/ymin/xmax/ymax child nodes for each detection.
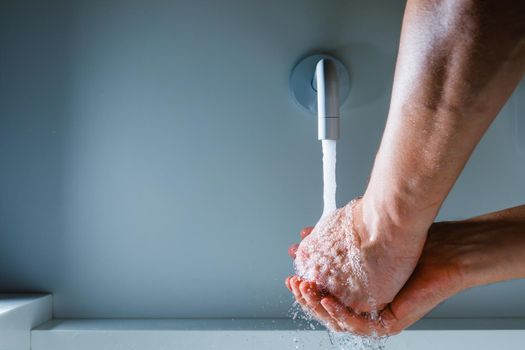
<box><xmin>289</xmin><ymin>54</ymin><xmax>350</xmax><ymax>115</ymax></box>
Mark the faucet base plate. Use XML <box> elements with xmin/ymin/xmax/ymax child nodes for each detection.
<box><xmin>289</xmin><ymin>54</ymin><xmax>350</xmax><ymax>115</ymax></box>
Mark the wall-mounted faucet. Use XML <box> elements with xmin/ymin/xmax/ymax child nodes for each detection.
<box><xmin>289</xmin><ymin>54</ymin><xmax>350</xmax><ymax>140</ymax></box>
<box><xmin>314</xmin><ymin>59</ymin><xmax>340</xmax><ymax>140</ymax></box>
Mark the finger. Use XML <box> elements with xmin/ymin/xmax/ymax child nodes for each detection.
<box><xmin>300</xmin><ymin>281</ymin><xmax>342</xmax><ymax>332</ymax></box>
<box><xmin>300</xmin><ymin>227</ymin><xmax>314</xmax><ymax>240</ymax></box>
<box><xmin>382</xmin><ymin>289</ymin><xmax>441</xmax><ymax>336</ymax></box>
<box><xmin>288</xmin><ymin>227</ymin><xmax>314</xmax><ymax>260</ymax></box>
<box><xmin>290</xmin><ymin>276</ymin><xmax>308</xmax><ymax>309</ymax></box>
<box><xmin>288</xmin><ymin>243</ymin><xmax>299</xmax><ymax>259</ymax></box>
<box><xmin>321</xmin><ymin>296</ymin><xmax>377</xmax><ymax>336</ymax></box>
<box><xmin>377</xmin><ymin>305</ymin><xmax>402</xmax><ymax>336</ymax></box>
<box><xmin>381</xmin><ymin>265</ymin><xmax>458</xmax><ymax>336</ymax></box>
<box><xmin>285</xmin><ymin>276</ymin><xmax>292</xmax><ymax>291</ymax></box>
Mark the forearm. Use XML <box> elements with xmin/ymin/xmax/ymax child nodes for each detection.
<box><xmin>378</xmin><ymin>206</ymin><xmax>525</xmax><ymax>335</ymax></box>
<box><xmin>454</xmin><ymin>205</ymin><xmax>525</xmax><ymax>289</ymax></box>
<box><xmin>363</xmin><ymin>0</ymin><xmax>525</xmax><ymax>239</ymax></box>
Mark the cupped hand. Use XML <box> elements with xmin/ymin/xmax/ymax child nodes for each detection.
<box><xmin>292</xmin><ymin>198</ymin><xmax>424</xmax><ymax>314</ymax></box>
<box><xmin>286</xmin><ymin>221</ymin><xmax>466</xmax><ymax>336</ymax></box>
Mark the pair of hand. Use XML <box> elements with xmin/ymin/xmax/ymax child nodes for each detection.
<box><xmin>285</xmin><ymin>202</ymin><xmax>467</xmax><ymax>336</ymax></box>
<box><xmin>291</xmin><ymin>199</ymin><xmax>426</xmax><ymax>316</ymax></box>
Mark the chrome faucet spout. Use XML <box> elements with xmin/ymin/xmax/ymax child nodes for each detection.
<box><xmin>314</xmin><ymin>59</ymin><xmax>340</xmax><ymax>140</ymax></box>
<box><xmin>289</xmin><ymin>54</ymin><xmax>349</xmax><ymax>140</ymax></box>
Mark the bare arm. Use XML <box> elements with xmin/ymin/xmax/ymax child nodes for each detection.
<box><xmin>363</xmin><ymin>0</ymin><xmax>525</xmax><ymax>241</ymax></box>
<box><xmin>453</xmin><ymin>205</ymin><xmax>525</xmax><ymax>287</ymax></box>
<box><xmin>287</xmin><ymin>0</ymin><xmax>525</xmax><ymax>319</ymax></box>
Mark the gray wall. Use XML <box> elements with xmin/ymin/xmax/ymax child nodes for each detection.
<box><xmin>0</xmin><ymin>0</ymin><xmax>524</xmax><ymax>318</ymax></box>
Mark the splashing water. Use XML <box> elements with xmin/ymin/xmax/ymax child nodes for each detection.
<box><xmin>290</xmin><ymin>139</ymin><xmax>389</xmax><ymax>349</ymax></box>
<box><xmin>328</xmin><ymin>330</ymin><xmax>388</xmax><ymax>350</ymax></box>
<box><xmin>321</xmin><ymin>140</ymin><xmax>337</xmax><ymax>218</ymax></box>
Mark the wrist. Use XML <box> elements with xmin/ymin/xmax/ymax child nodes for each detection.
<box><xmin>360</xmin><ymin>189</ymin><xmax>433</xmax><ymax>245</ymax></box>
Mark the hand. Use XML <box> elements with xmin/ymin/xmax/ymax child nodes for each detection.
<box><xmin>287</xmin><ymin>221</ymin><xmax>465</xmax><ymax>335</ymax></box>
<box><xmin>287</xmin><ymin>206</ymin><xmax>525</xmax><ymax>335</ymax></box>
<box><xmin>293</xmin><ymin>198</ymin><xmax>425</xmax><ymax>313</ymax></box>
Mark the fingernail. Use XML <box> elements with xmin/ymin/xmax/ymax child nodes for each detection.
<box><xmin>321</xmin><ymin>298</ymin><xmax>332</xmax><ymax>309</ymax></box>
<box><xmin>381</xmin><ymin>311</ymin><xmax>395</xmax><ymax>324</ymax></box>
<box><xmin>300</xmin><ymin>229</ymin><xmax>310</xmax><ymax>239</ymax></box>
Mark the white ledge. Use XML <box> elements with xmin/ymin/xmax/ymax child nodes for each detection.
<box><xmin>31</xmin><ymin>318</ymin><xmax>525</xmax><ymax>350</ymax></box>
<box><xmin>0</xmin><ymin>294</ymin><xmax>52</xmax><ymax>350</ymax></box>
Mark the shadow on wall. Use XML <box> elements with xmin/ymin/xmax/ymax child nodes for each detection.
<box><xmin>0</xmin><ymin>0</ymin><xmax>72</xmax><ymax>295</ymax></box>
<box><xmin>334</xmin><ymin>42</ymin><xmax>391</xmax><ymax>108</ymax></box>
